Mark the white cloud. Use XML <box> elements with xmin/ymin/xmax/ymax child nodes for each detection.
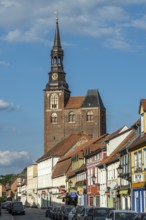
<box><xmin>0</xmin><ymin>0</ymin><xmax>145</xmax><ymax>50</ymax></box>
<box><xmin>131</xmin><ymin>15</ymin><xmax>146</xmax><ymax>30</ymax></box>
<box><xmin>0</xmin><ymin>99</ymin><xmax>20</xmax><ymax>111</ymax></box>
<box><xmin>105</xmin><ymin>38</ymin><xmax>131</xmax><ymax>50</ymax></box>
<box><xmin>0</xmin><ymin>150</ymin><xmax>32</xmax><ymax>174</ymax></box>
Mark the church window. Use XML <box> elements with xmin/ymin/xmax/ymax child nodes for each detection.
<box><xmin>87</xmin><ymin>111</ymin><xmax>93</xmax><ymax>122</ymax></box>
<box><xmin>68</xmin><ymin>111</ymin><xmax>75</xmax><ymax>123</ymax></box>
<box><xmin>50</xmin><ymin>93</ymin><xmax>58</xmax><ymax>109</ymax></box>
<box><xmin>51</xmin><ymin>112</ymin><xmax>57</xmax><ymax>124</ymax></box>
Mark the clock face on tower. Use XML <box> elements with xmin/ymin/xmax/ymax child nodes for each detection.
<box><xmin>52</xmin><ymin>73</ymin><xmax>58</xmax><ymax>80</ymax></box>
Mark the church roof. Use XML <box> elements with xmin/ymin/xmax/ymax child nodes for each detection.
<box><xmin>81</xmin><ymin>89</ymin><xmax>105</xmax><ymax>109</ymax></box>
<box><xmin>65</xmin><ymin>96</ymin><xmax>85</xmax><ymax>109</ymax></box>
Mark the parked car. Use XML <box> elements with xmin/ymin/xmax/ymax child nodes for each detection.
<box><xmin>105</xmin><ymin>210</ymin><xmax>138</xmax><ymax>220</ymax></box>
<box><xmin>68</xmin><ymin>206</ymin><xmax>83</xmax><ymax>220</ymax></box>
<box><xmin>2</xmin><ymin>201</ymin><xmax>9</xmax><ymax>209</ymax></box>
<box><xmin>0</xmin><ymin>202</ymin><xmax>1</xmax><ymax>216</ymax></box>
<box><xmin>6</xmin><ymin>201</ymin><xmax>14</xmax><ymax>213</ymax></box>
<box><xmin>54</xmin><ymin>207</ymin><xmax>62</xmax><ymax>220</ymax></box>
<box><xmin>134</xmin><ymin>213</ymin><xmax>146</xmax><ymax>220</ymax></box>
<box><xmin>77</xmin><ymin>206</ymin><xmax>94</xmax><ymax>220</ymax></box>
<box><xmin>45</xmin><ymin>206</ymin><xmax>53</xmax><ymax>218</ymax></box>
<box><xmin>58</xmin><ymin>205</ymin><xmax>66</xmax><ymax>220</ymax></box>
<box><xmin>77</xmin><ymin>207</ymin><xmax>114</xmax><ymax>220</ymax></box>
<box><xmin>11</xmin><ymin>201</ymin><xmax>25</xmax><ymax>215</ymax></box>
<box><xmin>62</xmin><ymin>205</ymin><xmax>74</xmax><ymax>220</ymax></box>
<box><xmin>50</xmin><ymin>206</ymin><xmax>60</xmax><ymax>219</ymax></box>
<box><xmin>91</xmin><ymin>207</ymin><xmax>115</xmax><ymax>220</ymax></box>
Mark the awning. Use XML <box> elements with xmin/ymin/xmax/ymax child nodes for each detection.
<box><xmin>119</xmin><ymin>190</ymin><xmax>128</xmax><ymax>195</ymax></box>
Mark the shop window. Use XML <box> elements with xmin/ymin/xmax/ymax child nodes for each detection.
<box><xmin>90</xmin><ymin>196</ymin><xmax>93</xmax><ymax>206</ymax></box>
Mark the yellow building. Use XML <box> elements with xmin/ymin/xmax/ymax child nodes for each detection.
<box><xmin>129</xmin><ymin>99</ymin><xmax>146</xmax><ymax>213</ymax></box>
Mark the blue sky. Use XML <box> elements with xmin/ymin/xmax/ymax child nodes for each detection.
<box><xmin>0</xmin><ymin>0</ymin><xmax>146</xmax><ymax>174</ymax></box>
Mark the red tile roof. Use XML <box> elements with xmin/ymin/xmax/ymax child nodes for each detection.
<box><xmin>52</xmin><ymin>134</ymin><xmax>108</xmax><ymax>178</ymax></box>
<box><xmin>98</xmin><ymin>130</ymin><xmax>136</xmax><ymax>166</ymax></box>
<box><xmin>65</xmin><ymin>97</ymin><xmax>85</xmax><ymax>109</ymax></box>
<box><xmin>36</xmin><ymin>133</ymin><xmax>90</xmax><ymax>162</ymax></box>
<box><xmin>52</xmin><ymin>158</ymin><xmax>71</xmax><ymax>178</ymax></box>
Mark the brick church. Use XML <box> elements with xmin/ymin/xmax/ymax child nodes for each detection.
<box><xmin>44</xmin><ymin>17</ymin><xmax>106</xmax><ymax>154</ymax></box>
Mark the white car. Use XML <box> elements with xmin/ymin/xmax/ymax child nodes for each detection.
<box><xmin>106</xmin><ymin>210</ymin><xmax>138</xmax><ymax>220</ymax></box>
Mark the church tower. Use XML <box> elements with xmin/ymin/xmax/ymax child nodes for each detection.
<box><xmin>44</xmin><ymin>17</ymin><xmax>70</xmax><ymax>153</ymax></box>
<box><xmin>44</xmin><ymin>18</ymin><xmax>106</xmax><ymax>154</ymax></box>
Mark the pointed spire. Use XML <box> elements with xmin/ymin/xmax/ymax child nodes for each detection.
<box><xmin>53</xmin><ymin>15</ymin><xmax>62</xmax><ymax>50</ymax></box>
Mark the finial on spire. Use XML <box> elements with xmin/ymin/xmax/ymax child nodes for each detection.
<box><xmin>54</xmin><ymin>10</ymin><xmax>58</xmax><ymax>22</ymax></box>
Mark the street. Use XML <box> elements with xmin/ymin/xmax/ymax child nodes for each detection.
<box><xmin>1</xmin><ymin>208</ymin><xmax>47</xmax><ymax>220</ymax></box>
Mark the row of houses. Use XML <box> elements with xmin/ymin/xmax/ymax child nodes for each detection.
<box><xmin>3</xmin><ymin>99</ymin><xmax>146</xmax><ymax>213</ymax></box>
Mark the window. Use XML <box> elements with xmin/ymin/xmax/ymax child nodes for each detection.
<box><xmin>51</xmin><ymin>113</ymin><xmax>57</xmax><ymax>124</ymax></box>
<box><xmin>134</xmin><ymin>152</ymin><xmax>138</xmax><ymax>171</ymax></box>
<box><xmin>50</xmin><ymin>93</ymin><xmax>58</xmax><ymax>109</ymax></box>
<box><xmin>144</xmin><ymin>190</ymin><xmax>146</xmax><ymax>212</ymax></box>
<box><xmin>68</xmin><ymin>111</ymin><xmax>75</xmax><ymax>123</ymax></box>
<box><xmin>144</xmin><ymin>149</ymin><xmax>146</xmax><ymax>169</ymax></box>
<box><xmin>86</xmin><ymin>111</ymin><xmax>93</xmax><ymax>122</ymax></box>
<box><xmin>89</xmin><ymin>197</ymin><xmax>93</xmax><ymax>206</ymax></box>
<box><xmin>138</xmin><ymin>151</ymin><xmax>142</xmax><ymax>170</ymax></box>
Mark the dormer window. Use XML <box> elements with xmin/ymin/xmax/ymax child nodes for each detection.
<box><xmin>68</xmin><ymin>111</ymin><xmax>75</xmax><ymax>123</ymax></box>
<box><xmin>51</xmin><ymin>112</ymin><xmax>57</xmax><ymax>124</ymax></box>
<box><xmin>86</xmin><ymin>111</ymin><xmax>93</xmax><ymax>122</ymax></box>
<box><xmin>50</xmin><ymin>93</ymin><xmax>58</xmax><ymax>109</ymax></box>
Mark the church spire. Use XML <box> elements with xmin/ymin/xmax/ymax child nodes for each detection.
<box><xmin>45</xmin><ymin>17</ymin><xmax>70</xmax><ymax>93</ymax></box>
<box><xmin>50</xmin><ymin>16</ymin><xmax>64</xmax><ymax>73</ymax></box>
<box><xmin>53</xmin><ymin>16</ymin><xmax>62</xmax><ymax>50</ymax></box>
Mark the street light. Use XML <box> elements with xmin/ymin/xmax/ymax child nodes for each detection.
<box><xmin>69</xmin><ymin>180</ymin><xmax>73</xmax><ymax>189</ymax></box>
<box><xmin>117</xmin><ymin>164</ymin><xmax>123</xmax><ymax>176</ymax></box>
<box><xmin>91</xmin><ymin>174</ymin><xmax>96</xmax><ymax>185</ymax></box>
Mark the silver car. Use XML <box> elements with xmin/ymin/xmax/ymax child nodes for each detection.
<box><xmin>106</xmin><ymin>210</ymin><xmax>138</xmax><ymax>220</ymax></box>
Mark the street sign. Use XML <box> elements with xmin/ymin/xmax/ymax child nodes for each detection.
<box><xmin>70</xmin><ymin>192</ymin><xmax>77</xmax><ymax>198</ymax></box>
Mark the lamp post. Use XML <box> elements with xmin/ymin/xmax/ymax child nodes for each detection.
<box><xmin>117</xmin><ymin>164</ymin><xmax>123</xmax><ymax>210</ymax></box>
<box><xmin>49</xmin><ymin>190</ymin><xmax>52</xmax><ymax>206</ymax></box>
<box><xmin>117</xmin><ymin>164</ymin><xmax>123</xmax><ymax>177</ymax></box>
<box><xmin>91</xmin><ymin>174</ymin><xmax>96</xmax><ymax>185</ymax></box>
<box><xmin>69</xmin><ymin>180</ymin><xmax>73</xmax><ymax>191</ymax></box>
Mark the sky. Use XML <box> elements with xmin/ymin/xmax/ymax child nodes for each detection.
<box><xmin>0</xmin><ymin>0</ymin><xmax>146</xmax><ymax>175</ymax></box>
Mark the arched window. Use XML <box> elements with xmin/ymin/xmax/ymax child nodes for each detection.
<box><xmin>68</xmin><ymin>111</ymin><xmax>75</xmax><ymax>123</ymax></box>
<box><xmin>86</xmin><ymin>111</ymin><xmax>93</xmax><ymax>122</ymax></box>
<box><xmin>50</xmin><ymin>93</ymin><xmax>58</xmax><ymax>109</ymax></box>
<box><xmin>51</xmin><ymin>112</ymin><xmax>57</xmax><ymax>124</ymax></box>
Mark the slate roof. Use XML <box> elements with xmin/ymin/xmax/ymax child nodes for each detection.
<box><xmin>65</xmin><ymin>96</ymin><xmax>85</xmax><ymax>109</ymax></box>
<box><xmin>81</xmin><ymin>89</ymin><xmax>105</xmax><ymax>109</ymax></box>
<box><xmin>36</xmin><ymin>133</ymin><xmax>90</xmax><ymax>163</ymax></box>
<box><xmin>97</xmin><ymin>130</ymin><xmax>136</xmax><ymax>167</ymax></box>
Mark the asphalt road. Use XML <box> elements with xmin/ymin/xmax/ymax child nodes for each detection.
<box><xmin>1</xmin><ymin>208</ymin><xmax>47</xmax><ymax>220</ymax></box>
